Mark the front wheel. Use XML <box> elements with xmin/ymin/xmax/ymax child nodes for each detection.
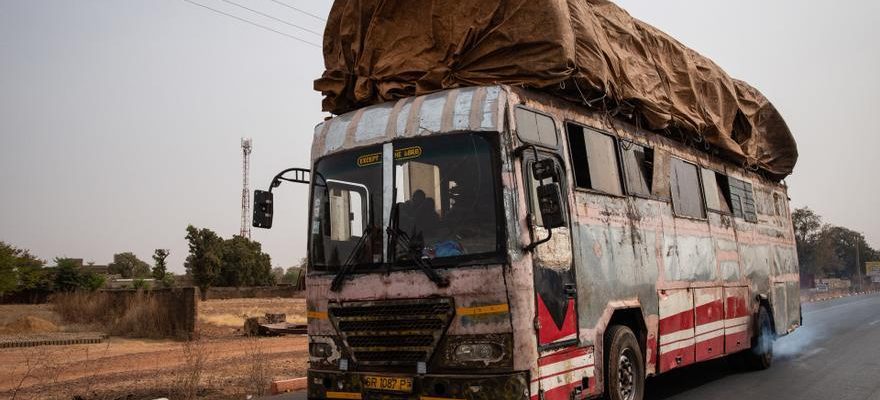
<box><xmin>742</xmin><ymin>306</ymin><xmax>774</xmax><ymax>370</ymax></box>
<box><xmin>604</xmin><ymin>325</ymin><xmax>644</xmax><ymax>400</ymax></box>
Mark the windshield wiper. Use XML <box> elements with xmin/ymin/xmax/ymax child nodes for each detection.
<box><xmin>330</xmin><ymin>224</ymin><xmax>375</xmax><ymax>292</ymax></box>
<box><xmin>387</xmin><ymin>203</ymin><xmax>450</xmax><ymax>288</ymax></box>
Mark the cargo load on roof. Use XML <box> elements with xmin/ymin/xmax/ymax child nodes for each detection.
<box><xmin>315</xmin><ymin>0</ymin><xmax>798</xmax><ymax>180</ymax></box>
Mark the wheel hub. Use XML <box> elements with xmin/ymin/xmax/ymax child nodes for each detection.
<box><xmin>618</xmin><ymin>349</ymin><xmax>636</xmax><ymax>400</ymax></box>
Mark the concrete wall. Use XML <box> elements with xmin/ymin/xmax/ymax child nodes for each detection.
<box><xmin>97</xmin><ymin>287</ymin><xmax>198</xmax><ymax>338</ymax></box>
<box><xmin>202</xmin><ymin>286</ymin><xmax>303</xmax><ymax>300</ymax></box>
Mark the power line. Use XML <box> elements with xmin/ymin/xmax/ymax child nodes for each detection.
<box><xmin>181</xmin><ymin>0</ymin><xmax>321</xmax><ymax>48</ymax></box>
<box><xmin>266</xmin><ymin>0</ymin><xmax>327</xmax><ymax>22</ymax></box>
<box><xmin>217</xmin><ymin>0</ymin><xmax>323</xmax><ymax>37</ymax></box>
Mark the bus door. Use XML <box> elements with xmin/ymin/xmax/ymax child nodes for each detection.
<box><xmin>523</xmin><ymin>154</ymin><xmax>578</xmax><ymax>348</ymax></box>
<box><xmin>522</xmin><ymin>154</ymin><xmax>589</xmax><ymax>399</ymax></box>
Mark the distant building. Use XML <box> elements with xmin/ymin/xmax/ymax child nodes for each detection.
<box><xmin>82</xmin><ymin>264</ymin><xmax>110</xmax><ymax>275</ymax></box>
<box><xmin>815</xmin><ymin>278</ymin><xmax>852</xmax><ymax>291</ymax></box>
<box><xmin>105</xmin><ymin>278</ymin><xmax>156</xmax><ymax>289</ymax></box>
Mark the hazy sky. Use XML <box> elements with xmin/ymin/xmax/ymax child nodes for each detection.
<box><xmin>1</xmin><ymin>1</ymin><xmax>878</xmax><ymax>273</ymax></box>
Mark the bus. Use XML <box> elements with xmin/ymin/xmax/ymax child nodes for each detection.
<box><xmin>254</xmin><ymin>84</ymin><xmax>801</xmax><ymax>400</ymax></box>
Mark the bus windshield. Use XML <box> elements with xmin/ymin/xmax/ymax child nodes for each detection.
<box><xmin>309</xmin><ymin>133</ymin><xmax>502</xmax><ymax>273</ymax></box>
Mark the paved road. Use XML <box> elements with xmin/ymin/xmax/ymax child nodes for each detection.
<box><xmin>648</xmin><ymin>292</ymin><xmax>880</xmax><ymax>400</ymax></box>
<box><xmin>267</xmin><ymin>292</ymin><xmax>880</xmax><ymax>400</ymax></box>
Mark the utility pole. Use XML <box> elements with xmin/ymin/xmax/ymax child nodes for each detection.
<box><xmin>241</xmin><ymin>138</ymin><xmax>253</xmax><ymax>239</ymax></box>
<box><xmin>855</xmin><ymin>235</ymin><xmax>862</xmax><ymax>291</ymax></box>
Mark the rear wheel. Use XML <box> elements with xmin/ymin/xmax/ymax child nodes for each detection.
<box><xmin>604</xmin><ymin>325</ymin><xmax>644</xmax><ymax>400</ymax></box>
<box><xmin>743</xmin><ymin>306</ymin><xmax>774</xmax><ymax>370</ymax></box>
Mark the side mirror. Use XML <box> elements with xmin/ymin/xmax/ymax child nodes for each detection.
<box><xmin>536</xmin><ymin>183</ymin><xmax>565</xmax><ymax>229</ymax></box>
<box><xmin>532</xmin><ymin>158</ymin><xmax>557</xmax><ymax>181</ymax></box>
<box><xmin>253</xmin><ymin>190</ymin><xmax>274</xmax><ymax>229</ymax></box>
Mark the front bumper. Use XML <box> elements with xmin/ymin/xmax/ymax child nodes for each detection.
<box><xmin>307</xmin><ymin>369</ymin><xmax>529</xmax><ymax>400</ymax></box>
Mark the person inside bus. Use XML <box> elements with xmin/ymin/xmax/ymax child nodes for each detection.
<box><xmin>398</xmin><ymin>190</ymin><xmax>440</xmax><ymax>250</ymax></box>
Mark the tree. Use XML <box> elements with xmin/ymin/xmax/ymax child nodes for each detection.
<box><xmin>279</xmin><ymin>257</ymin><xmax>307</xmax><ymax>288</ymax></box>
<box><xmin>282</xmin><ymin>266</ymin><xmax>303</xmax><ymax>286</ymax></box>
<box><xmin>810</xmin><ymin>231</ymin><xmax>844</xmax><ymax>277</ymax></box>
<box><xmin>152</xmin><ymin>249</ymin><xmax>170</xmax><ymax>280</ymax></box>
<box><xmin>792</xmin><ymin>207</ymin><xmax>822</xmax><ymax>245</ymax></box>
<box><xmin>53</xmin><ymin>258</ymin><xmax>80</xmax><ymax>292</ymax></box>
<box><xmin>132</xmin><ymin>278</ymin><xmax>150</xmax><ymax>290</ymax></box>
<box><xmin>792</xmin><ymin>207</ymin><xmax>879</xmax><ymax>280</ymax></box>
<box><xmin>80</xmin><ymin>271</ymin><xmax>106</xmax><ymax>292</ymax></box>
<box><xmin>792</xmin><ymin>207</ymin><xmax>823</xmax><ymax>276</ymax></box>
<box><xmin>0</xmin><ymin>242</ymin><xmax>18</xmax><ymax>295</ymax></box>
<box><xmin>271</xmin><ymin>267</ymin><xmax>285</xmax><ymax>284</ymax></box>
<box><xmin>16</xmin><ymin>253</ymin><xmax>50</xmax><ymax>292</ymax></box>
<box><xmin>108</xmin><ymin>252</ymin><xmax>151</xmax><ymax>279</ymax></box>
<box><xmin>53</xmin><ymin>258</ymin><xmax>104</xmax><ymax>292</ymax></box>
<box><xmin>184</xmin><ymin>225</ymin><xmax>223</xmax><ymax>294</ymax></box>
<box><xmin>816</xmin><ymin>226</ymin><xmax>876</xmax><ymax>280</ymax></box>
<box><xmin>219</xmin><ymin>235</ymin><xmax>274</xmax><ymax>287</ymax></box>
<box><xmin>159</xmin><ymin>272</ymin><xmax>176</xmax><ymax>288</ymax></box>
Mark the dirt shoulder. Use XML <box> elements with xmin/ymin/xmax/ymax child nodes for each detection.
<box><xmin>0</xmin><ymin>335</ymin><xmax>308</xmax><ymax>400</ymax></box>
<box><xmin>1</xmin><ymin>297</ymin><xmax>310</xmax><ymax>400</ymax></box>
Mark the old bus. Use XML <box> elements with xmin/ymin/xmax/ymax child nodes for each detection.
<box><xmin>255</xmin><ymin>84</ymin><xmax>801</xmax><ymax>400</ymax></box>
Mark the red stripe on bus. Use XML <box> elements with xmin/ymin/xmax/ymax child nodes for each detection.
<box><xmin>537</xmin><ymin>296</ymin><xmax>578</xmax><ymax>346</ymax></box>
<box><xmin>538</xmin><ymin>346</ymin><xmax>591</xmax><ymax>366</ymax></box>
<box><xmin>658</xmin><ymin>308</ymin><xmax>694</xmax><ymax>333</ymax></box>
<box><xmin>694</xmin><ymin>299</ymin><xmax>723</xmax><ymax>326</ymax></box>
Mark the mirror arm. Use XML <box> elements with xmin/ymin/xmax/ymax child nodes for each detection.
<box><xmin>253</xmin><ymin>167</ymin><xmax>316</xmax><ymax>230</ymax></box>
<box><xmin>513</xmin><ymin>144</ymin><xmax>541</xmax><ymax>165</ymax></box>
<box><xmin>267</xmin><ymin>167</ymin><xmax>320</xmax><ymax>193</ymax></box>
<box><xmin>524</xmin><ymin>224</ymin><xmax>553</xmax><ymax>252</ymax></box>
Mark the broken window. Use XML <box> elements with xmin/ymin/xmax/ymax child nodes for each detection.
<box><xmin>670</xmin><ymin>158</ymin><xmax>706</xmax><ymax>219</ymax></box>
<box><xmin>701</xmin><ymin>169</ymin><xmax>732</xmax><ymax>214</ymax></box>
<box><xmin>774</xmin><ymin>192</ymin><xmax>787</xmax><ymax>217</ymax></box>
<box><xmin>565</xmin><ymin>123</ymin><xmax>623</xmax><ymax>196</ymax></box>
<box><xmin>621</xmin><ymin>141</ymin><xmax>654</xmax><ymax>197</ymax></box>
<box><xmin>515</xmin><ymin>107</ymin><xmax>558</xmax><ymax>148</ymax></box>
<box><xmin>728</xmin><ymin>177</ymin><xmax>758</xmax><ymax>222</ymax></box>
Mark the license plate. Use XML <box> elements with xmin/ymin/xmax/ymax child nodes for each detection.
<box><xmin>362</xmin><ymin>375</ymin><xmax>414</xmax><ymax>393</ymax></box>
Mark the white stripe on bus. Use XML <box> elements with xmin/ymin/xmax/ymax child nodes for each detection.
<box><xmin>659</xmin><ymin>329</ymin><xmax>694</xmax><ymax>346</ymax></box>
<box><xmin>660</xmin><ymin>337</ymin><xmax>695</xmax><ymax>352</ymax></box>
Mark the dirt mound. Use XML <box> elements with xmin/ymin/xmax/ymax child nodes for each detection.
<box><xmin>0</xmin><ymin>316</ymin><xmax>60</xmax><ymax>334</ymax></box>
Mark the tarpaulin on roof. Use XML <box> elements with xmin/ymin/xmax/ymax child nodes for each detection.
<box><xmin>315</xmin><ymin>0</ymin><xmax>798</xmax><ymax>179</ymax></box>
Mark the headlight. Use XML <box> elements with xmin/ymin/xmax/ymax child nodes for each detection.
<box><xmin>309</xmin><ymin>342</ymin><xmax>333</xmax><ymax>358</ymax></box>
<box><xmin>453</xmin><ymin>343</ymin><xmax>502</xmax><ymax>362</ymax></box>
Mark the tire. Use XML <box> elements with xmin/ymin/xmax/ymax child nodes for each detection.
<box><xmin>742</xmin><ymin>306</ymin><xmax>774</xmax><ymax>370</ymax></box>
<box><xmin>604</xmin><ymin>325</ymin><xmax>645</xmax><ymax>400</ymax></box>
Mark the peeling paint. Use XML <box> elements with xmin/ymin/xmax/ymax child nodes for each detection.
<box><xmin>303</xmin><ymin>85</ymin><xmax>800</xmax><ymax>399</ymax></box>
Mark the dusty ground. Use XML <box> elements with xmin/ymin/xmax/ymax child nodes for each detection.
<box><xmin>0</xmin><ymin>297</ymin><xmax>309</xmax><ymax>400</ymax></box>
<box><xmin>198</xmin><ymin>298</ymin><xmax>307</xmax><ymax>337</ymax></box>
<box><xmin>0</xmin><ymin>304</ymin><xmax>62</xmax><ymax>327</ymax></box>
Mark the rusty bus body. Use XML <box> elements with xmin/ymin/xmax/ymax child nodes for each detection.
<box><xmin>303</xmin><ymin>85</ymin><xmax>800</xmax><ymax>400</ymax></box>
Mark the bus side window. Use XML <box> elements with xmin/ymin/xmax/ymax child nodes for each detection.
<box><xmin>515</xmin><ymin>107</ymin><xmax>558</xmax><ymax>148</ymax></box>
<box><xmin>728</xmin><ymin>177</ymin><xmax>758</xmax><ymax>222</ymax></box>
<box><xmin>621</xmin><ymin>141</ymin><xmax>654</xmax><ymax>197</ymax></box>
<box><xmin>565</xmin><ymin>123</ymin><xmax>623</xmax><ymax>196</ymax></box>
<box><xmin>774</xmin><ymin>192</ymin><xmax>787</xmax><ymax>217</ymax></box>
<box><xmin>701</xmin><ymin>168</ymin><xmax>732</xmax><ymax>214</ymax></box>
<box><xmin>669</xmin><ymin>158</ymin><xmax>706</xmax><ymax>219</ymax></box>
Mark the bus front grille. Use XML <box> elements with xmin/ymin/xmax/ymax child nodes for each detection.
<box><xmin>328</xmin><ymin>298</ymin><xmax>454</xmax><ymax>366</ymax></box>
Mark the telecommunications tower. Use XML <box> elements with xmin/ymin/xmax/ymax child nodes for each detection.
<box><xmin>240</xmin><ymin>137</ymin><xmax>253</xmax><ymax>239</ymax></box>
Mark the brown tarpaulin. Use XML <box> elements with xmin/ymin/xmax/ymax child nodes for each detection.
<box><xmin>315</xmin><ymin>0</ymin><xmax>798</xmax><ymax>179</ymax></box>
